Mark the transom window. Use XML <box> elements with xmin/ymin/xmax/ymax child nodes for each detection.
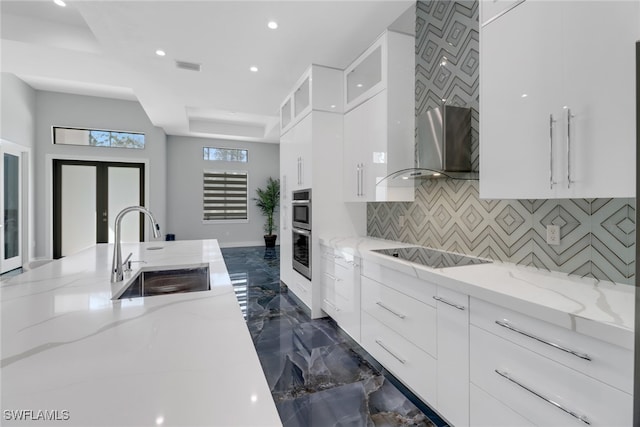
<box><xmin>203</xmin><ymin>147</ymin><xmax>248</xmax><ymax>162</ymax></box>
<box><xmin>53</xmin><ymin>127</ymin><xmax>145</xmax><ymax>149</ymax></box>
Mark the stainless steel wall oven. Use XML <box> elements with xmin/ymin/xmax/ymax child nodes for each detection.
<box><xmin>292</xmin><ymin>189</ymin><xmax>311</xmax><ymax>280</ymax></box>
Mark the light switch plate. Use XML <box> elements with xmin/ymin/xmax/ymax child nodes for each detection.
<box><xmin>399</xmin><ymin>215</ymin><xmax>405</xmax><ymax>227</ymax></box>
<box><xmin>546</xmin><ymin>224</ymin><xmax>561</xmax><ymax>245</ymax></box>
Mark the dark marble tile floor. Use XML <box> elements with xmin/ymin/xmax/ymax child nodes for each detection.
<box><xmin>221</xmin><ymin>246</ymin><xmax>449</xmax><ymax>427</ymax></box>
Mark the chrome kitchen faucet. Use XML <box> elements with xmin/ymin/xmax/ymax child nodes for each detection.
<box><xmin>111</xmin><ymin>206</ymin><xmax>160</xmax><ymax>283</ymax></box>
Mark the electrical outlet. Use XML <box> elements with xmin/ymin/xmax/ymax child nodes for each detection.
<box><xmin>399</xmin><ymin>215</ymin><xmax>405</xmax><ymax>227</ymax></box>
<box><xmin>546</xmin><ymin>224</ymin><xmax>561</xmax><ymax>245</ymax></box>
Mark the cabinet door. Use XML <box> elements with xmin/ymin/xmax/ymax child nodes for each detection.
<box><xmin>479</xmin><ymin>0</ymin><xmax>563</xmax><ymax>199</ymax></box>
<box><xmin>280</xmin><ymin>97</ymin><xmax>293</xmax><ymax>136</ymax></box>
<box><xmin>435</xmin><ymin>287</ymin><xmax>470</xmax><ymax>427</ymax></box>
<box><xmin>292</xmin><ymin>114</ymin><xmax>312</xmax><ymax>190</ymax></box>
<box><xmin>334</xmin><ymin>256</ymin><xmax>361</xmax><ymax>342</ymax></box>
<box><xmin>320</xmin><ymin>248</ymin><xmax>338</xmax><ymax>317</ymax></box>
<box><xmin>344</xmin><ymin>35</ymin><xmax>385</xmax><ymax>112</ymax></box>
<box><xmin>343</xmin><ymin>92</ymin><xmax>388</xmax><ymax>202</ymax></box>
<box><xmin>344</xmin><ymin>102</ymin><xmax>366</xmax><ymax>202</ymax></box>
<box><xmin>279</xmin><ymin>135</ymin><xmax>295</xmax><ymax>288</ymax></box>
<box><xmin>559</xmin><ymin>1</ymin><xmax>638</xmax><ymax>198</ymax></box>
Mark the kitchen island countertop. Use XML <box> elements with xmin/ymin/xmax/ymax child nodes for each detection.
<box><xmin>1</xmin><ymin>239</ymin><xmax>281</xmax><ymax>426</ymax></box>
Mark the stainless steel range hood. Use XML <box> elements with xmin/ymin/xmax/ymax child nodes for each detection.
<box><xmin>378</xmin><ymin>105</ymin><xmax>478</xmax><ymax>184</ymax></box>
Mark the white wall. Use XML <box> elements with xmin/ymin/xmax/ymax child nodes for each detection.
<box><xmin>34</xmin><ymin>91</ymin><xmax>167</xmax><ymax>259</ymax></box>
<box><xmin>1</xmin><ymin>73</ymin><xmax>36</xmax><ymax>148</ymax></box>
<box><xmin>166</xmin><ymin>135</ymin><xmax>279</xmax><ymax>247</ymax></box>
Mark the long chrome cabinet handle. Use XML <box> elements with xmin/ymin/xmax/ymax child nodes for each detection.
<box><xmin>495</xmin><ymin>369</ymin><xmax>591</xmax><ymax>425</ymax></box>
<box><xmin>567</xmin><ymin>108</ymin><xmax>574</xmax><ymax>188</ymax></box>
<box><xmin>300</xmin><ymin>157</ymin><xmax>304</xmax><ymax>185</ymax></box>
<box><xmin>495</xmin><ymin>320</ymin><xmax>591</xmax><ymax>361</ymax></box>
<box><xmin>549</xmin><ymin>114</ymin><xmax>557</xmax><ymax>189</ymax></box>
<box><xmin>355</xmin><ymin>164</ymin><xmax>360</xmax><ymax>197</ymax></box>
<box><xmin>357</xmin><ymin>163</ymin><xmax>362</xmax><ymax>197</ymax></box>
<box><xmin>433</xmin><ymin>296</ymin><xmax>466</xmax><ymax>310</ymax></box>
<box><xmin>283</xmin><ymin>175</ymin><xmax>287</xmax><ymax>199</ymax></box>
<box><xmin>375</xmin><ymin>301</ymin><xmax>406</xmax><ymax>319</ymax></box>
<box><xmin>375</xmin><ymin>339</ymin><xmax>406</xmax><ymax>364</ymax></box>
<box><xmin>360</xmin><ymin>163</ymin><xmax>364</xmax><ymax>197</ymax></box>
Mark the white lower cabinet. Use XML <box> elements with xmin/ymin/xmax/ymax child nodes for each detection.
<box><xmin>469</xmin><ymin>295</ymin><xmax>633</xmax><ymax>427</ymax></box>
<box><xmin>471</xmin><ymin>297</ymin><xmax>633</xmax><ymax>394</ymax></box>
<box><xmin>361</xmin><ymin>276</ymin><xmax>436</xmax><ymax>357</ymax></box>
<box><xmin>319</xmin><ymin>245</ymin><xmax>361</xmax><ymax>341</ymax></box>
<box><xmin>338</xmin><ymin>255</ymin><xmax>632</xmax><ymax>427</ymax></box>
<box><xmin>435</xmin><ymin>287</ymin><xmax>469</xmax><ymax>427</ymax></box>
<box><xmin>361</xmin><ymin>311</ymin><xmax>437</xmax><ymax>404</ymax></box>
<box><xmin>470</xmin><ymin>325</ymin><xmax>632</xmax><ymax>426</ymax></box>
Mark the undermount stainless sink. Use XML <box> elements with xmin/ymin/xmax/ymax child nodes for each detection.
<box><xmin>115</xmin><ymin>266</ymin><xmax>210</xmax><ymax>299</ymax></box>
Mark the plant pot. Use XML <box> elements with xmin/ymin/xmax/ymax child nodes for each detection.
<box><xmin>264</xmin><ymin>234</ymin><xmax>277</xmax><ymax>248</ymax></box>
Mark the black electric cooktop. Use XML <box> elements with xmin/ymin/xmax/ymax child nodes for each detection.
<box><xmin>372</xmin><ymin>247</ymin><xmax>492</xmax><ymax>269</ymax></box>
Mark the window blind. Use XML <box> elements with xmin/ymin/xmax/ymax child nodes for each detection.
<box><xmin>203</xmin><ymin>171</ymin><xmax>248</xmax><ymax>221</ymax></box>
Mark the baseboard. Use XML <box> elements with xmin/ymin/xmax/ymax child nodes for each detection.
<box><xmin>218</xmin><ymin>240</ymin><xmax>266</xmax><ymax>248</ymax></box>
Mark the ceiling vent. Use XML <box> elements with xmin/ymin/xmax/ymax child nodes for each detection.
<box><xmin>175</xmin><ymin>60</ymin><xmax>201</xmax><ymax>72</ymax></box>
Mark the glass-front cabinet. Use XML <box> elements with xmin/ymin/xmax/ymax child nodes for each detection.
<box><xmin>279</xmin><ymin>65</ymin><xmax>343</xmax><ymax>135</ymax></box>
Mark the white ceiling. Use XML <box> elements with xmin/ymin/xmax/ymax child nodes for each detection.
<box><xmin>1</xmin><ymin>0</ymin><xmax>415</xmax><ymax>142</ymax></box>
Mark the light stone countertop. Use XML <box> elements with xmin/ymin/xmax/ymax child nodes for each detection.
<box><xmin>320</xmin><ymin>236</ymin><xmax>634</xmax><ymax>351</ymax></box>
<box><xmin>1</xmin><ymin>240</ymin><xmax>281</xmax><ymax>427</ymax></box>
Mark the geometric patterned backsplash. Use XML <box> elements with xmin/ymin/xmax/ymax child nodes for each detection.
<box><xmin>368</xmin><ymin>180</ymin><xmax>636</xmax><ymax>285</ymax></box>
<box><xmin>367</xmin><ymin>0</ymin><xmax>636</xmax><ymax>285</ymax></box>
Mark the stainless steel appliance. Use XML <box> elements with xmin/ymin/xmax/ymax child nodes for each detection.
<box><xmin>292</xmin><ymin>189</ymin><xmax>311</xmax><ymax>280</ymax></box>
<box><xmin>292</xmin><ymin>188</ymin><xmax>311</xmax><ymax>229</ymax></box>
<box><xmin>292</xmin><ymin>227</ymin><xmax>311</xmax><ymax>280</ymax></box>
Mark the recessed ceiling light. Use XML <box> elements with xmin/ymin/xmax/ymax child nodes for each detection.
<box><xmin>250</xmin><ymin>66</ymin><xmax>259</xmax><ymax>72</ymax></box>
<box><xmin>330</xmin><ymin>105</ymin><xmax>336</xmax><ymax>109</ymax></box>
<box><xmin>267</xmin><ymin>21</ymin><xmax>278</xmax><ymax>30</ymax></box>
<box><xmin>356</xmin><ymin>83</ymin><xmax>363</xmax><ymax>88</ymax></box>
<box><xmin>155</xmin><ymin>49</ymin><xmax>166</xmax><ymax>57</ymax></box>
<box><xmin>53</xmin><ymin>0</ymin><xmax>66</xmax><ymax>6</ymax></box>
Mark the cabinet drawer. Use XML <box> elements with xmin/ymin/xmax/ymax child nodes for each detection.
<box><xmin>361</xmin><ymin>311</ymin><xmax>436</xmax><ymax>404</ymax></box>
<box><xmin>362</xmin><ymin>260</ymin><xmax>437</xmax><ymax>306</ymax></box>
<box><xmin>470</xmin><ymin>383</ymin><xmax>534</xmax><ymax>427</ymax></box>
<box><xmin>470</xmin><ymin>297</ymin><xmax>633</xmax><ymax>394</ymax></box>
<box><xmin>288</xmin><ymin>273</ymin><xmax>311</xmax><ymax>309</ymax></box>
<box><xmin>470</xmin><ymin>326</ymin><xmax>632</xmax><ymax>427</ymax></box>
<box><xmin>480</xmin><ymin>0</ymin><xmax>524</xmax><ymax>26</ymax></box>
<box><xmin>333</xmin><ymin>263</ymin><xmax>352</xmax><ymax>299</ymax></box>
<box><xmin>362</xmin><ymin>276</ymin><xmax>436</xmax><ymax>357</ymax></box>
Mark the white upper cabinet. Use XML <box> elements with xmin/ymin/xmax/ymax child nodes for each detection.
<box><xmin>345</xmin><ymin>42</ymin><xmax>384</xmax><ymax>111</ymax></box>
<box><xmin>479</xmin><ymin>0</ymin><xmax>638</xmax><ymax>199</ymax></box>
<box><xmin>343</xmin><ymin>30</ymin><xmax>415</xmax><ymax>202</ymax></box>
<box><xmin>280</xmin><ymin>65</ymin><xmax>343</xmax><ymax>135</ymax></box>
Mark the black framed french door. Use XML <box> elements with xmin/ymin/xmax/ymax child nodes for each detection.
<box><xmin>53</xmin><ymin>160</ymin><xmax>145</xmax><ymax>259</ymax></box>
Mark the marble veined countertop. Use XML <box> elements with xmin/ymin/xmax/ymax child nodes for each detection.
<box><xmin>1</xmin><ymin>240</ymin><xmax>281</xmax><ymax>426</ymax></box>
<box><xmin>320</xmin><ymin>236</ymin><xmax>635</xmax><ymax>350</ymax></box>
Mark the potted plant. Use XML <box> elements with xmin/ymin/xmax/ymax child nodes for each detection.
<box><xmin>254</xmin><ymin>177</ymin><xmax>280</xmax><ymax>247</ymax></box>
